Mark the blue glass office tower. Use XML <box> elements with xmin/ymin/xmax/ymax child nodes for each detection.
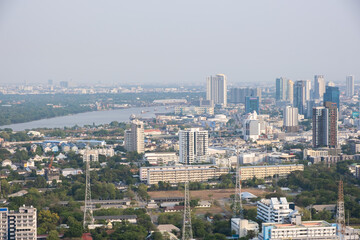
<box><xmin>323</xmin><ymin>86</ymin><xmax>340</xmax><ymax>108</ymax></box>
<box><xmin>245</xmin><ymin>96</ymin><xmax>260</xmax><ymax>114</ymax></box>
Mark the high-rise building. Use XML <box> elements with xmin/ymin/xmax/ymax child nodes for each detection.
<box><xmin>179</xmin><ymin>128</ymin><xmax>208</xmax><ymax>164</ymax></box>
<box><xmin>243</xmin><ymin>112</ymin><xmax>260</xmax><ymax>141</ymax></box>
<box><xmin>245</xmin><ymin>96</ymin><xmax>260</xmax><ymax>114</ymax></box>
<box><xmin>59</xmin><ymin>81</ymin><xmax>68</xmax><ymax>88</ymax></box>
<box><xmin>305</xmin><ymin>80</ymin><xmax>312</xmax><ymax>101</ymax></box>
<box><xmin>229</xmin><ymin>87</ymin><xmax>261</xmax><ymax>104</ymax></box>
<box><xmin>125</xmin><ymin>120</ymin><xmax>145</xmax><ymax>153</ymax></box>
<box><xmin>286</xmin><ymin>79</ymin><xmax>294</xmax><ymax>104</ymax></box>
<box><xmin>294</xmin><ymin>80</ymin><xmax>307</xmax><ymax>115</ymax></box>
<box><xmin>0</xmin><ymin>205</ymin><xmax>37</xmax><ymax>240</ymax></box>
<box><xmin>346</xmin><ymin>75</ymin><xmax>355</xmax><ymax>97</ymax></box>
<box><xmin>324</xmin><ymin>86</ymin><xmax>340</xmax><ymax>109</ymax></box>
<box><xmin>206</xmin><ymin>74</ymin><xmax>227</xmax><ymax>107</ymax></box>
<box><xmin>275</xmin><ymin>77</ymin><xmax>287</xmax><ymax>101</ymax></box>
<box><xmin>312</xmin><ymin>102</ymin><xmax>338</xmax><ymax>148</ymax></box>
<box><xmin>314</xmin><ymin>75</ymin><xmax>325</xmax><ymax>100</ymax></box>
<box><xmin>283</xmin><ymin>106</ymin><xmax>299</xmax><ymax>132</ymax></box>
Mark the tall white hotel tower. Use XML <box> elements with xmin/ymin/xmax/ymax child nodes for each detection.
<box><xmin>179</xmin><ymin>128</ymin><xmax>208</xmax><ymax>164</ymax></box>
<box><xmin>206</xmin><ymin>74</ymin><xmax>227</xmax><ymax>107</ymax></box>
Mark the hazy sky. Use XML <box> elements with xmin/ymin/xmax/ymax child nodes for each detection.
<box><xmin>0</xmin><ymin>0</ymin><xmax>360</xmax><ymax>86</ymax></box>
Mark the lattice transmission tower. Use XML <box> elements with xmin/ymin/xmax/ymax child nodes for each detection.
<box><xmin>336</xmin><ymin>180</ymin><xmax>345</xmax><ymax>239</ymax></box>
<box><xmin>182</xmin><ymin>166</ymin><xmax>193</xmax><ymax>240</ymax></box>
<box><xmin>233</xmin><ymin>151</ymin><xmax>243</xmax><ymax>218</ymax></box>
<box><xmin>83</xmin><ymin>159</ymin><xmax>94</xmax><ymax>229</ymax></box>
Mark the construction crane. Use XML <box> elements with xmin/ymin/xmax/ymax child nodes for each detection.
<box><xmin>48</xmin><ymin>155</ymin><xmax>54</xmax><ymax>169</ymax></box>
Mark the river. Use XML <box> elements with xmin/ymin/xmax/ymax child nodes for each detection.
<box><xmin>1</xmin><ymin>106</ymin><xmax>173</xmax><ymax>131</ymax></box>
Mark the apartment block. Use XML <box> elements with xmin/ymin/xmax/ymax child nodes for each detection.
<box><xmin>0</xmin><ymin>205</ymin><xmax>37</xmax><ymax>240</ymax></box>
<box><xmin>239</xmin><ymin>164</ymin><xmax>304</xmax><ymax>180</ymax></box>
<box><xmin>140</xmin><ymin>165</ymin><xmax>229</xmax><ymax>185</ymax></box>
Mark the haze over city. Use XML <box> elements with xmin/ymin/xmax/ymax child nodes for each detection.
<box><xmin>1</xmin><ymin>0</ymin><xmax>360</xmax><ymax>86</ymax></box>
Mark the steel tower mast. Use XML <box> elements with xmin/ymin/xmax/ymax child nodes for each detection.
<box><xmin>182</xmin><ymin>166</ymin><xmax>193</xmax><ymax>240</ymax></box>
<box><xmin>83</xmin><ymin>159</ymin><xmax>94</xmax><ymax>229</ymax></box>
<box><xmin>336</xmin><ymin>180</ymin><xmax>345</xmax><ymax>240</ymax></box>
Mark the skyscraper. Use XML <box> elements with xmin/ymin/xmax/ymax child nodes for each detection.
<box><xmin>245</xmin><ymin>96</ymin><xmax>260</xmax><ymax>114</ymax></box>
<box><xmin>229</xmin><ymin>87</ymin><xmax>261</xmax><ymax>104</ymax></box>
<box><xmin>314</xmin><ymin>75</ymin><xmax>325</xmax><ymax>100</ymax></box>
<box><xmin>346</xmin><ymin>75</ymin><xmax>355</xmax><ymax>97</ymax></box>
<box><xmin>324</xmin><ymin>86</ymin><xmax>340</xmax><ymax>109</ymax></box>
<box><xmin>286</xmin><ymin>79</ymin><xmax>294</xmax><ymax>105</ymax></box>
<box><xmin>206</xmin><ymin>74</ymin><xmax>227</xmax><ymax>107</ymax></box>
<box><xmin>125</xmin><ymin>119</ymin><xmax>145</xmax><ymax>153</ymax></box>
<box><xmin>312</xmin><ymin>103</ymin><xmax>338</xmax><ymax>148</ymax></box>
<box><xmin>283</xmin><ymin>106</ymin><xmax>299</xmax><ymax>132</ymax></box>
<box><xmin>305</xmin><ymin>79</ymin><xmax>312</xmax><ymax>101</ymax></box>
<box><xmin>276</xmin><ymin>77</ymin><xmax>287</xmax><ymax>101</ymax></box>
<box><xmin>294</xmin><ymin>80</ymin><xmax>307</xmax><ymax>115</ymax></box>
<box><xmin>179</xmin><ymin>128</ymin><xmax>208</xmax><ymax>164</ymax></box>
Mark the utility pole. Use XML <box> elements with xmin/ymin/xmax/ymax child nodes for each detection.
<box><xmin>182</xmin><ymin>165</ymin><xmax>193</xmax><ymax>240</ymax></box>
<box><xmin>336</xmin><ymin>180</ymin><xmax>345</xmax><ymax>240</ymax></box>
<box><xmin>83</xmin><ymin>159</ymin><xmax>94</xmax><ymax>229</ymax></box>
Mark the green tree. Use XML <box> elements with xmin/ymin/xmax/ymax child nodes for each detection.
<box><xmin>37</xmin><ymin>210</ymin><xmax>60</xmax><ymax>234</ymax></box>
<box><xmin>47</xmin><ymin>230</ymin><xmax>60</xmax><ymax>240</ymax></box>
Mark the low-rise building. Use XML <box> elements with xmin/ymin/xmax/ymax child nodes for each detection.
<box><xmin>231</xmin><ymin>218</ymin><xmax>259</xmax><ymax>238</ymax></box>
<box><xmin>143</xmin><ymin>152</ymin><xmax>178</xmax><ymax>165</ymax></box>
<box><xmin>240</xmin><ymin>164</ymin><xmax>304</xmax><ymax>180</ymax></box>
<box><xmin>259</xmin><ymin>219</ymin><xmax>339</xmax><ymax>240</ymax></box>
<box><xmin>140</xmin><ymin>164</ymin><xmax>229</xmax><ymax>185</ymax></box>
<box><xmin>62</xmin><ymin>168</ymin><xmax>83</xmax><ymax>177</ymax></box>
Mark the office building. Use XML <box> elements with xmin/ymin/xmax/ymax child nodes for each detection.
<box><xmin>286</xmin><ymin>79</ymin><xmax>294</xmax><ymax>104</ymax></box>
<box><xmin>179</xmin><ymin>128</ymin><xmax>208</xmax><ymax>164</ymax></box>
<box><xmin>314</xmin><ymin>75</ymin><xmax>325</xmax><ymax>100</ymax></box>
<box><xmin>229</xmin><ymin>87</ymin><xmax>261</xmax><ymax>104</ymax></box>
<box><xmin>312</xmin><ymin>103</ymin><xmax>338</xmax><ymax>148</ymax></box>
<box><xmin>324</xmin><ymin>86</ymin><xmax>340</xmax><ymax>109</ymax></box>
<box><xmin>257</xmin><ymin>197</ymin><xmax>293</xmax><ymax>223</ymax></box>
<box><xmin>139</xmin><ymin>165</ymin><xmax>229</xmax><ymax>184</ymax></box>
<box><xmin>346</xmin><ymin>75</ymin><xmax>355</xmax><ymax>97</ymax></box>
<box><xmin>260</xmin><ymin>220</ymin><xmax>338</xmax><ymax>240</ymax></box>
<box><xmin>125</xmin><ymin>120</ymin><xmax>145</xmax><ymax>153</ymax></box>
<box><xmin>245</xmin><ymin>96</ymin><xmax>260</xmax><ymax>114</ymax></box>
<box><xmin>283</xmin><ymin>106</ymin><xmax>299</xmax><ymax>132</ymax></box>
<box><xmin>294</xmin><ymin>80</ymin><xmax>307</xmax><ymax>115</ymax></box>
<box><xmin>231</xmin><ymin>218</ymin><xmax>259</xmax><ymax>238</ymax></box>
<box><xmin>0</xmin><ymin>205</ymin><xmax>37</xmax><ymax>240</ymax></box>
<box><xmin>276</xmin><ymin>77</ymin><xmax>287</xmax><ymax>101</ymax></box>
<box><xmin>239</xmin><ymin>164</ymin><xmax>304</xmax><ymax>180</ymax></box>
<box><xmin>206</xmin><ymin>74</ymin><xmax>227</xmax><ymax>107</ymax></box>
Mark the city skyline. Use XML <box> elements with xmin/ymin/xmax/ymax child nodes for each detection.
<box><xmin>0</xmin><ymin>0</ymin><xmax>360</xmax><ymax>85</ymax></box>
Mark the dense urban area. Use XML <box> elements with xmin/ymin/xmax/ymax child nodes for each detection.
<box><xmin>0</xmin><ymin>75</ymin><xmax>360</xmax><ymax>240</ymax></box>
